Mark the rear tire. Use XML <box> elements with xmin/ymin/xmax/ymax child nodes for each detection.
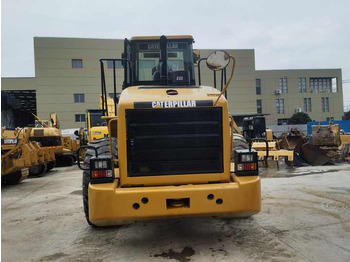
<box><xmin>82</xmin><ymin>137</ymin><xmax>118</xmax><ymax>226</ymax></box>
<box><xmin>231</xmin><ymin>136</ymin><xmax>249</xmax><ymax>161</ymax></box>
<box><xmin>2</xmin><ymin>171</ymin><xmax>24</xmax><ymax>185</ymax></box>
<box><xmin>46</xmin><ymin>160</ymin><xmax>56</xmax><ymax>171</ymax></box>
<box><xmin>56</xmin><ymin>155</ymin><xmax>74</xmax><ymax>167</ymax></box>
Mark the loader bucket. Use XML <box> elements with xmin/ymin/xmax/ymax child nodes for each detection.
<box><xmin>301</xmin><ymin>143</ymin><xmax>331</xmax><ymax>166</ymax></box>
<box><xmin>279</xmin><ymin>134</ymin><xmax>304</xmax><ymax>150</ymax></box>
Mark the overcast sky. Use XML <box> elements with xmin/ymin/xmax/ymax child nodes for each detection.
<box><xmin>2</xmin><ymin>0</ymin><xmax>350</xmax><ymax>110</ymax></box>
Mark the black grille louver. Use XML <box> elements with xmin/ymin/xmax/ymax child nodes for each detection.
<box><xmin>126</xmin><ymin>108</ymin><xmax>223</xmax><ymax>176</ymax></box>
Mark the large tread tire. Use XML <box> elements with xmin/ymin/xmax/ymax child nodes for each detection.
<box><xmin>46</xmin><ymin>160</ymin><xmax>56</xmax><ymax>172</ymax></box>
<box><xmin>56</xmin><ymin>155</ymin><xmax>74</xmax><ymax>167</ymax></box>
<box><xmin>64</xmin><ymin>155</ymin><xmax>75</xmax><ymax>166</ymax></box>
<box><xmin>82</xmin><ymin>137</ymin><xmax>118</xmax><ymax>226</ymax></box>
<box><xmin>2</xmin><ymin>171</ymin><xmax>24</xmax><ymax>185</ymax></box>
<box><xmin>29</xmin><ymin>163</ymin><xmax>47</xmax><ymax>177</ymax></box>
<box><xmin>231</xmin><ymin>136</ymin><xmax>249</xmax><ymax>162</ymax></box>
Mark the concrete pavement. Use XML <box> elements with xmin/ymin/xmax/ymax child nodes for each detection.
<box><xmin>1</xmin><ymin>163</ymin><xmax>350</xmax><ymax>261</ymax></box>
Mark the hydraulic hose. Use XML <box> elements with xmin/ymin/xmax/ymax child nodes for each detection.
<box><xmin>214</xmin><ymin>56</ymin><xmax>236</xmax><ymax>106</ymax></box>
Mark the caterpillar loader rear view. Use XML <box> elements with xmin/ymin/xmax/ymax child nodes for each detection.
<box><xmin>31</xmin><ymin>113</ymin><xmax>76</xmax><ymax>166</ymax></box>
<box><xmin>77</xmin><ymin>35</ymin><xmax>261</xmax><ymax>226</ymax></box>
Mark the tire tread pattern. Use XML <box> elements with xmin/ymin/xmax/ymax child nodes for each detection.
<box><xmin>82</xmin><ymin>138</ymin><xmax>117</xmax><ymax>226</ymax></box>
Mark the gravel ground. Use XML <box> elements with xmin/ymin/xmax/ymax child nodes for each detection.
<box><xmin>1</xmin><ymin>163</ymin><xmax>350</xmax><ymax>262</ymax></box>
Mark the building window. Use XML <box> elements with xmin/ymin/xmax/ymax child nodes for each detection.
<box><xmin>256</xmin><ymin>100</ymin><xmax>262</xmax><ymax>114</ymax></box>
<box><xmin>321</xmin><ymin>97</ymin><xmax>329</xmax><ymax>112</ymax></box>
<box><xmin>332</xmin><ymin>78</ymin><xmax>337</xmax><ymax>93</ymax></box>
<box><xmin>310</xmin><ymin>78</ymin><xmax>336</xmax><ymax>93</ymax></box>
<box><xmin>75</xmin><ymin>114</ymin><xmax>86</xmax><ymax>122</ymax></box>
<box><xmin>277</xmin><ymin>119</ymin><xmax>289</xmax><ymax>125</ymax></box>
<box><xmin>303</xmin><ymin>98</ymin><xmax>312</xmax><ymax>112</ymax></box>
<box><xmin>326</xmin><ymin>117</ymin><xmax>334</xmax><ymax>121</ymax></box>
<box><xmin>72</xmin><ymin>59</ymin><xmax>83</xmax><ymax>68</ymax></box>
<box><xmin>256</xmin><ymin>79</ymin><xmax>261</xmax><ymax>95</ymax></box>
<box><xmin>74</xmin><ymin>94</ymin><xmax>85</xmax><ymax>103</ymax></box>
<box><xmin>107</xmin><ymin>60</ymin><xmax>123</xmax><ymax>69</ymax></box>
<box><xmin>276</xmin><ymin>99</ymin><xmax>284</xmax><ymax>114</ymax></box>
<box><xmin>298</xmin><ymin>77</ymin><xmax>306</xmax><ymax>93</ymax></box>
<box><xmin>279</xmin><ymin>78</ymin><xmax>288</xmax><ymax>93</ymax></box>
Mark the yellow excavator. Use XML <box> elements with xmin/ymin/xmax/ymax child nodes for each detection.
<box><xmin>77</xmin><ymin>35</ymin><xmax>261</xmax><ymax>227</ymax></box>
<box><xmin>85</xmin><ymin>96</ymin><xmax>115</xmax><ymax>142</ymax></box>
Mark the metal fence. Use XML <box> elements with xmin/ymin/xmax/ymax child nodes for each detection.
<box><xmin>267</xmin><ymin>124</ymin><xmax>307</xmax><ymax>137</ymax></box>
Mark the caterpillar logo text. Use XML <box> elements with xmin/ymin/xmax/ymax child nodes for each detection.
<box><xmin>152</xmin><ymin>100</ymin><xmax>196</xmax><ymax>108</ymax></box>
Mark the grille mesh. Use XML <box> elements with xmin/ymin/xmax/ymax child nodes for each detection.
<box><xmin>126</xmin><ymin>108</ymin><xmax>223</xmax><ymax>176</ymax></box>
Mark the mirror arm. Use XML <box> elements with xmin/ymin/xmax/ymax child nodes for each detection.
<box><xmin>214</xmin><ymin>56</ymin><xmax>236</xmax><ymax>106</ymax></box>
<box><xmin>213</xmin><ymin>70</ymin><xmax>217</xmax><ymax>89</ymax></box>
<box><xmin>160</xmin><ymin>35</ymin><xmax>168</xmax><ymax>85</ymax></box>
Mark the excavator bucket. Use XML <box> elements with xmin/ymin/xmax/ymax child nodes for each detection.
<box><xmin>279</xmin><ymin>128</ymin><xmax>306</xmax><ymax>150</ymax></box>
<box><xmin>300</xmin><ymin>143</ymin><xmax>331</xmax><ymax>166</ymax></box>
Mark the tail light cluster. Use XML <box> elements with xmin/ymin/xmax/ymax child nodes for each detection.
<box><xmin>90</xmin><ymin>155</ymin><xmax>114</xmax><ymax>184</ymax></box>
<box><xmin>234</xmin><ymin>149</ymin><xmax>259</xmax><ymax>176</ymax></box>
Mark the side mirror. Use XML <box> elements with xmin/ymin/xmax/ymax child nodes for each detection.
<box><xmin>206</xmin><ymin>50</ymin><xmax>230</xmax><ymax>71</ymax></box>
<box><xmin>74</xmin><ymin>130</ymin><xmax>79</xmax><ymax>137</ymax></box>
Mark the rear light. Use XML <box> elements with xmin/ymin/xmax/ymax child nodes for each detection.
<box><xmin>237</xmin><ymin>163</ymin><xmax>257</xmax><ymax>171</ymax></box>
<box><xmin>234</xmin><ymin>149</ymin><xmax>259</xmax><ymax>176</ymax></box>
<box><xmin>90</xmin><ymin>155</ymin><xmax>114</xmax><ymax>184</ymax></box>
<box><xmin>91</xmin><ymin>170</ymin><xmax>112</xmax><ymax>178</ymax></box>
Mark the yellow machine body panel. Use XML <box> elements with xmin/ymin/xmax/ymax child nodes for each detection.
<box><xmin>115</xmin><ymin>85</ymin><xmax>231</xmax><ymax>187</ymax></box>
<box><xmin>89</xmin><ymin>126</ymin><xmax>108</xmax><ymax>141</ymax></box>
<box><xmin>1</xmin><ymin>129</ymin><xmax>19</xmax><ymax>152</ymax></box>
<box><xmin>62</xmin><ymin>136</ymin><xmax>80</xmax><ymax>152</ymax></box>
<box><xmin>340</xmin><ymin>134</ymin><xmax>350</xmax><ymax>149</ymax></box>
<box><xmin>88</xmin><ymin>171</ymin><xmax>260</xmax><ymax>226</ymax></box>
<box><xmin>265</xmin><ymin>129</ymin><xmax>273</xmax><ymax>140</ymax></box>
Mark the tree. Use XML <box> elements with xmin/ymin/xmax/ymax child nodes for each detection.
<box><xmin>288</xmin><ymin>112</ymin><xmax>312</xmax><ymax>124</ymax></box>
<box><xmin>344</xmin><ymin>110</ymin><xmax>350</xmax><ymax>120</ymax></box>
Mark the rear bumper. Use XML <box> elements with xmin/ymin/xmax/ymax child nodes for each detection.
<box><xmin>88</xmin><ymin>174</ymin><xmax>261</xmax><ymax>226</ymax></box>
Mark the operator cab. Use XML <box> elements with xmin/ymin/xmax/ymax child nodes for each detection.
<box><xmin>125</xmin><ymin>35</ymin><xmax>195</xmax><ymax>87</ymax></box>
<box><xmin>86</xmin><ymin>109</ymin><xmax>106</xmax><ymax>128</ymax></box>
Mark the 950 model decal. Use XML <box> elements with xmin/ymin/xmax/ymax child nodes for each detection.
<box><xmin>134</xmin><ymin>100</ymin><xmax>213</xmax><ymax>109</ymax></box>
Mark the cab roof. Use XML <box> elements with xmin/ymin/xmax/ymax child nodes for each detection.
<box><xmin>130</xmin><ymin>35</ymin><xmax>193</xmax><ymax>41</ymax></box>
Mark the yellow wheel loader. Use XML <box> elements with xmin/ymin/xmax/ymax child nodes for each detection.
<box><xmin>30</xmin><ymin>113</ymin><xmax>76</xmax><ymax>166</ymax></box>
<box><xmin>77</xmin><ymin>35</ymin><xmax>261</xmax><ymax>226</ymax></box>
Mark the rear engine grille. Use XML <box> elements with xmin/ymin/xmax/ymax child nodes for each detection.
<box><xmin>126</xmin><ymin>108</ymin><xmax>223</xmax><ymax>176</ymax></box>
